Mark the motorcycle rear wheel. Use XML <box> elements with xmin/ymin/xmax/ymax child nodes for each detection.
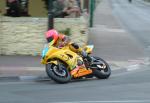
<box><xmin>92</xmin><ymin>57</ymin><xmax>111</xmax><ymax>79</ymax></box>
<box><xmin>46</xmin><ymin>62</ymin><xmax>71</xmax><ymax>83</ymax></box>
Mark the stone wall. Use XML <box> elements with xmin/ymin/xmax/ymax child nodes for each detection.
<box><xmin>0</xmin><ymin>16</ymin><xmax>88</xmax><ymax>55</ymax></box>
<box><xmin>54</xmin><ymin>17</ymin><xmax>88</xmax><ymax>45</ymax></box>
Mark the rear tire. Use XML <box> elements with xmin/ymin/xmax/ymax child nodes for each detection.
<box><xmin>46</xmin><ymin>63</ymin><xmax>71</xmax><ymax>83</ymax></box>
<box><xmin>92</xmin><ymin>57</ymin><xmax>111</xmax><ymax>79</ymax></box>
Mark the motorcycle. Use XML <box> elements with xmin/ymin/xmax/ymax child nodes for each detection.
<box><xmin>41</xmin><ymin>43</ymin><xmax>111</xmax><ymax>83</ymax></box>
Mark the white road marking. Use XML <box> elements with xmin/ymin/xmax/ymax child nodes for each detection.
<box><xmin>126</xmin><ymin>64</ymin><xmax>140</xmax><ymax>71</ymax></box>
<box><xmin>0</xmin><ymin>66</ymin><xmax>45</xmax><ymax>71</ymax></box>
<box><xmin>26</xmin><ymin>67</ymin><xmax>45</xmax><ymax>71</ymax></box>
<box><xmin>103</xmin><ymin>28</ymin><xmax>126</xmax><ymax>32</ymax></box>
<box><xmin>53</xmin><ymin>100</ymin><xmax>150</xmax><ymax>103</ymax></box>
<box><xmin>92</xmin><ymin>25</ymin><xmax>126</xmax><ymax>33</ymax></box>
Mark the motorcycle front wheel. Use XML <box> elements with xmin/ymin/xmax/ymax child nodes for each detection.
<box><xmin>46</xmin><ymin>62</ymin><xmax>71</xmax><ymax>83</ymax></box>
<box><xmin>92</xmin><ymin>57</ymin><xmax>111</xmax><ymax>79</ymax></box>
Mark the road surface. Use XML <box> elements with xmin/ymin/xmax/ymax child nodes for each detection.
<box><xmin>0</xmin><ymin>66</ymin><xmax>150</xmax><ymax>103</ymax></box>
<box><xmin>0</xmin><ymin>0</ymin><xmax>150</xmax><ymax>103</ymax></box>
<box><xmin>111</xmin><ymin>0</ymin><xmax>150</xmax><ymax>57</ymax></box>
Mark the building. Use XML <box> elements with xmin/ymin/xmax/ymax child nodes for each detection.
<box><xmin>0</xmin><ymin>0</ymin><xmax>91</xmax><ymax>17</ymax></box>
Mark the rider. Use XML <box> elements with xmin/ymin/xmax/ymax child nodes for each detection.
<box><xmin>45</xmin><ymin>29</ymin><xmax>92</xmax><ymax>62</ymax></box>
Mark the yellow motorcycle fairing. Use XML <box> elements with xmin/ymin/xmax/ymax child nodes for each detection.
<box><xmin>41</xmin><ymin>44</ymin><xmax>94</xmax><ymax>78</ymax></box>
<box><xmin>41</xmin><ymin>45</ymin><xmax>81</xmax><ymax>71</ymax></box>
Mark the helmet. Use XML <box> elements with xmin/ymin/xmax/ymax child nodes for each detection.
<box><xmin>45</xmin><ymin>29</ymin><xmax>59</xmax><ymax>44</ymax></box>
<box><xmin>69</xmin><ymin>43</ymin><xmax>79</xmax><ymax>52</ymax></box>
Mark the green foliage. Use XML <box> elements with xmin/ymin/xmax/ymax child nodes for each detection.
<box><xmin>59</xmin><ymin>28</ymin><xmax>72</xmax><ymax>36</ymax></box>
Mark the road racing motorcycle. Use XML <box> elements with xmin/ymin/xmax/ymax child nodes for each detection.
<box><xmin>41</xmin><ymin>43</ymin><xmax>111</xmax><ymax>83</ymax></box>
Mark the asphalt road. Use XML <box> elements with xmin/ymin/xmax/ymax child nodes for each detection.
<box><xmin>110</xmin><ymin>0</ymin><xmax>150</xmax><ymax>57</ymax></box>
<box><xmin>0</xmin><ymin>66</ymin><xmax>150</xmax><ymax>103</ymax></box>
<box><xmin>1</xmin><ymin>0</ymin><xmax>150</xmax><ymax>103</ymax></box>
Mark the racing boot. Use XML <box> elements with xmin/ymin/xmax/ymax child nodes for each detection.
<box><xmin>81</xmin><ymin>50</ymin><xmax>93</xmax><ymax>63</ymax></box>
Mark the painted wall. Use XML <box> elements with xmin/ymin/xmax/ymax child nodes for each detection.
<box><xmin>0</xmin><ymin>0</ymin><xmax>6</xmax><ymax>14</ymax></box>
<box><xmin>28</xmin><ymin>0</ymin><xmax>47</xmax><ymax>17</ymax></box>
<box><xmin>0</xmin><ymin>0</ymin><xmax>47</xmax><ymax>17</ymax></box>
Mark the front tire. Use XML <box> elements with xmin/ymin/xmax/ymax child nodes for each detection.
<box><xmin>92</xmin><ymin>57</ymin><xmax>111</xmax><ymax>79</ymax></box>
<box><xmin>46</xmin><ymin>62</ymin><xmax>71</xmax><ymax>83</ymax></box>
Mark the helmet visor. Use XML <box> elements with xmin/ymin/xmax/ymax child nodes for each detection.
<box><xmin>47</xmin><ymin>36</ymin><xmax>53</xmax><ymax>43</ymax></box>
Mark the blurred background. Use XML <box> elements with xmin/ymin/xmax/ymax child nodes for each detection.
<box><xmin>0</xmin><ymin>0</ymin><xmax>96</xmax><ymax>17</ymax></box>
<box><xmin>0</xmin><ymin>0</ymin><xmax>100</xmax><ymax>56</ymax></box>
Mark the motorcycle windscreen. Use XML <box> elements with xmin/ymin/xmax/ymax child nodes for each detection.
<box><xmin>42</xmin><ymin>44</ymin><xmax>49</xmax><ymax>58</ymax></box>
<box><xmin>86</xmin><ymin>45</ymin><xmax>94</xmax><ymax>53</ymax></box>
<box><xmin>87</xmin><ymin>45</ymin><xmax>94</xmax><ymax>50</ymax></box>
